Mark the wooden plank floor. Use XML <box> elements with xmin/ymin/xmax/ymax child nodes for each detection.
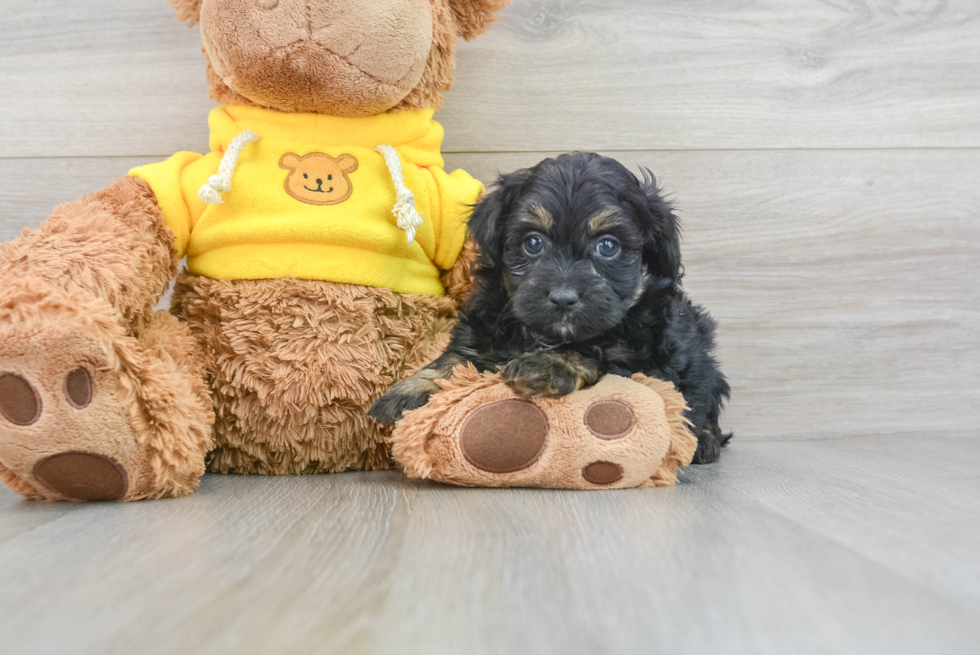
<box><xmin>1</xmin><ymin>437</ymin><xmax>979</xmax><ymax>655</ymax></box>
<box><xmin>0</xmin><ymin>0</ymin><xmax>978</xmax><ymax>652</ymax></box>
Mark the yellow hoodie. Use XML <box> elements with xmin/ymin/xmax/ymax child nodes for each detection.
<box><xmin>129</xmin><ymin>105</ymin><xmax>483</xmax><ymax>297</ymax></box>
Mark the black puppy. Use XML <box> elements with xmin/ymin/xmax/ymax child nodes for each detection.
<box><xmin>371</xmin><ymin>152</ymin><xmax>731</xmax><ymax>464</ymax></box>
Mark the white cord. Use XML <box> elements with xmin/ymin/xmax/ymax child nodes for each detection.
<box><xmin>376</xmin><ymin>144</ymin><xmax>424</xmax><ymax>244</ymax></box>
<box><xmin>197</xmin><ymin>135</ymin><xmax>423</xmax><ymax>246</ymax></box>
<box><xmin>198</xmin><ymin>130</ymin><xmax>259</xmax><ymax>205</ymax></box>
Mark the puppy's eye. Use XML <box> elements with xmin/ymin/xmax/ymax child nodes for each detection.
<box><xmin>303</xmin><ymin>173</ymin><xmax>309</xmax><ymax>179</ymax></box>
<box><xmin>328</xmin><ymin>175</ymin><xmax>333</xmax><ymax>181</ymax></box>
<box><xmin>524</xmin><ymin>233</ymin><xmax>545</xmax><ymax>256</ymax></box>
<box><xmin>596</xmin><ymin>237</ymin><xmax>621</xmax><ymax>258</ymax></box>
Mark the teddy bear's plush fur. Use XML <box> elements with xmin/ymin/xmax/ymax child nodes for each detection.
<box><xmin>0</xmin><ymin>0</ymin><xmax>509</xmax><ymax>501</ymax></box>
<box><xmin>390</xmin><ymin>367</ymin><xmax>698</xmax><ymax>489</ymax></box>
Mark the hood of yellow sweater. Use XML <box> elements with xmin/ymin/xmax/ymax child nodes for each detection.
<box><xmin>208</xmin><ymin>105</ymin><xmax>447</xmax><ymax>169</ymax></box>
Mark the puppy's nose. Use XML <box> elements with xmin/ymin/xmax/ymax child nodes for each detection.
<box><xmin>549</xmin><ymin>288</ymin><xmax>580</xmax><ymax>310</ymax></box>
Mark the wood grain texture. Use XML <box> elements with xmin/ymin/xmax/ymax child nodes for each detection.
<box><xmin>2</xmin><ymin>151</ymin><xmax>977</xmax><ymax>441</ymax></box>
<box><xmin>1</xmin><ymin>0</ymin><xmax>980</xmax><ymax>157</ymax></box>
<box><xmin>0</xmin><ymin>436</ymin><xmax>978</xmax><ymax>655</ymax></box>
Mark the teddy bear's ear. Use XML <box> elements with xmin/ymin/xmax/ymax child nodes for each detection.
<box><xmin>447</xmin><ymin>0</ymin><xmax>511</xmax><ymax>40</ymax></box>
<box><xmin>168</xmin><ymin>0</ymin><xmax>204</xmax><ymax>25</ymax></box>
<box><xmin>336</xmin><ymin>154</ymin><xmax>359</xmax><ymax>174</ymax></box>
<box><xmin>635</xmin><ymin>375</ymin><xmax>698</xmax><ymax>487</ymax></box>
<box><xmin>279</xmin><ymin>153</ymin><xmax>301</xmax><ymax>170</ymax></box>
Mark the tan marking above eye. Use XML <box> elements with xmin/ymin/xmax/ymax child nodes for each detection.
<box><xmin>588</xmin><ymin>209</ymin><xmax>623</xmax><ymax>233</ymax></box>
<box><xmin>518</xmin><ymin>205</ymin><xmax>553</xmax><ymax>231</ymax></box>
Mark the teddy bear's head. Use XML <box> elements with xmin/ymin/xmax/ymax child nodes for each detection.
<box><xmin>279</xmin><ymin>152</ymin><xmax>359</xmax><ymax>205</ymax></box>
<box><xmin>168</xmin><ymin>0</ymin><xmax>509</xmax><ymax>117</ymax></box>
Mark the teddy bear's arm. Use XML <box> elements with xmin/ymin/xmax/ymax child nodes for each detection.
<box><xmin>128</xmin><ymin>151</ymin><xmax>216</xmax><ymax>260</ymax></box>
<box><xmin>430</xmin><ymin>167</ymin><xmax>486</xmax><ymax>306</ymax></box>
<box><xmin>0</xmin><ymin>176</ymin><xmax>179</xmax><ymax>333</ymax></box>
<box><xmin>439</xmin><ymin>236</ymin><xmax>478</xmax><ymax>307</ymax></box>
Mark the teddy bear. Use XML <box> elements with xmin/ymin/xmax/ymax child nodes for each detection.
<box><xmin>0</xmin><ymin>0</ymin><xmax>510</xmax><ymax>502</ymax></box>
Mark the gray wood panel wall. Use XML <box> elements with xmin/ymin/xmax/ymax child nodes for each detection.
<box><xmin>1</xmin><ymin>0</ymin><xmax>977</xmax><ymax>441</ymax></box>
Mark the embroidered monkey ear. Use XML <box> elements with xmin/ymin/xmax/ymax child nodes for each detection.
<box><xmin>168</xmin><ymin>0</ymin><xmax>203</xmax><ymax>25</ymax></box>
<box><xmin>336</xmin><ymin>154</ymin><xmax>359</xmax><ymax>174</ymax></box>
<box><xmin>447</xmin><ymin>0</ymin><xmax>511</xmax><ymax>40</ymax></box>
<box><xmin>279</xmin><ymin>153</ymin><xmax>301</xmax><ymax>171</ymax></box>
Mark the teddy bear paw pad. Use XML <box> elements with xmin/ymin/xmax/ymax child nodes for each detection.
<box><xmin>63</xmin><ymin>367</ymin><xmax>93</xmax><ymax>409</ymax></box>
<box><xmin>33</xmin><ymin>451</ymin><xmax>129</xmax><ymax>501</ymax></box>
<box><xmin>0</xmin><ymin>373</ymin><xmax>42</xmax><ymax>426</ymax></box>
<box><xmin>582</xmin><ymin>460</ymin><xmax>625</xmax><ymax>485</ymax></box>
<box><xmin>584</xmin><ymin>400</ymin><xmax>636</xmax><ymax>440</ymax></box>
<box><xmin>459</xmin><ymin>399</ymin><xmax>549</xmax><ymax>473</ymax></box>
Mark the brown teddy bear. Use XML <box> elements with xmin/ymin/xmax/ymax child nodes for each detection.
<box><xmin>0</xmin><ymin>0</ymin><xmax>509</xmax><ymax>502</ymax></box>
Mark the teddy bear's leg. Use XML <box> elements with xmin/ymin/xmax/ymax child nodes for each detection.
<box><xmin>392</xmin><ymin>372</ymin><xmax>698</xmax><ymax>489</ymax></box>
<box><xmin>172</xmin><ymin>274</ymin><xmax>457</xmax><ymax>475</ymax></box>
<box><xmin>0</xmin><ymin>178</ymin><xmax>213</xmax><ymax>500</ymax></box>
<box><xmin>0</xmin><ymin>285</ymin><xmax>213</xmax><ymax>501</ymax></box>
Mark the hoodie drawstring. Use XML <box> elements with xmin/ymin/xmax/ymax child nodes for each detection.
<box><xmin>198</xmin><ymin>130</ymin><xmax>259</xmax><ymax>205</ymax></box>
<box><xmin>375</xmin><ymin>145</ymin><xmax>424</xmax><ymax>245</ymax></box>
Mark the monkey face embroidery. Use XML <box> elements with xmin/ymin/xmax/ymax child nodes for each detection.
<box><xmin>279</xmin><ymin>152</ymin><xmax>359</xmax><ymax>206</ymax></box>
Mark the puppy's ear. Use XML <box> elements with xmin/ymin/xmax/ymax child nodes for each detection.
<box><xmin>468</xmin><ymin>168</ymin><xmax>531</xmax><ymax>266</ymax></box>
<box><xmin>628</xmin><ymin>168</ymin><xmax>683</xmax><ymax>286</ymax></box>
<box><xmin>447</xmin><ymin>0</ymin><xmax>511</xmax><ymax>40</ymax></box>
<box><xmin>168</xmin><ymin>0</ymin><xmax>203</xmax><ymax>25</ymax></box>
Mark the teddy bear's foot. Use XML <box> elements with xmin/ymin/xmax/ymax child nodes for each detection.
<box><xmin>448</xmin><ymin>395</ymin><xmax>659</xmax><ymax>488</ymax></box>
<box><xmin>0</xmin><ymin>343</ymin><xmax>145</xmax><ymax>501</ymax></box>
<box><xmin>0</xmin><ymin>279</ymin><xmax>212</xmax><ymax>501</ymax></box>
<box><xmin>390</xmin><ymin>368</ymin><xmax>697</xmax><ymax>490</ymax></box>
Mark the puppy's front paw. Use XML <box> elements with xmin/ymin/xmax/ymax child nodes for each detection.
<box><xmin>369</xmin><ymin>392</ymin><xmax>430</xmax><ymax>425</ymax></box>
<box><xmin>369</xmin><ymin>371</ymin><xmax>442</xmax><ymax>425</ymax></box>
<box><xmin>503</xmin><ymin>352</ymin><xmax>599</xmax><ymax>399</ymax></box>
